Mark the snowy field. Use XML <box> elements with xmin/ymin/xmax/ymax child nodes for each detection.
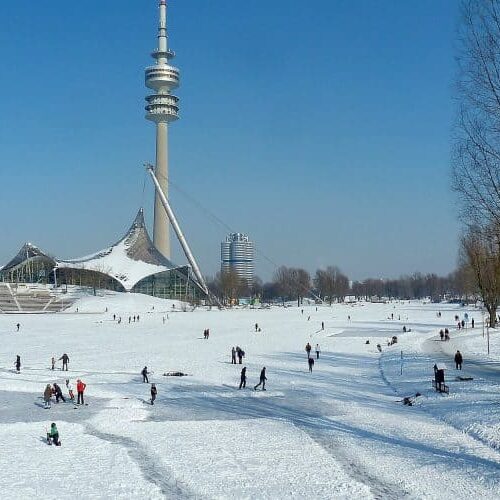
<box><xmin>1</xmin><ymin>293</ymin><xmax>499</xmax><ymax>499</ymax></box>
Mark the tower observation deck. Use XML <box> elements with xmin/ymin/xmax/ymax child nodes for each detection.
<box><xmin>145</xmin><ymin>0</ymin><xmax>180</xmax><ymax>259</ymax></box>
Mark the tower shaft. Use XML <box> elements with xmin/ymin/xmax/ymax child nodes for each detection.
<box><xmin>153</xmin><ymin>122</ymin><xmax>170</xmax><ymax>257</ymax></box>
<box><xmin>145</xmin><ymin>0</ymin><xmax>180</xmax><ymax>259</ymax></box>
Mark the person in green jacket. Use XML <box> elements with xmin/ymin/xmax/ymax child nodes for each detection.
<box><xmin>47</xmin><ymin>423</ymin><xmax>61</xmax><ymax>446</ymax></box>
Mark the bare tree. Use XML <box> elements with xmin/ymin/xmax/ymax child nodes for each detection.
<box><xmin>462</xmin><ymin>224</ymin><xmax>500</xmax><ymax>326</ymax></box>
<box><xmin>452</xmin><ymin>0</ymin><xmax>500</xmax><ymax>228</ymax></box>
<box><xmin>273</xmin><ymin>266</ymin><xmax>311</xmax><ymax>306</ymax></box>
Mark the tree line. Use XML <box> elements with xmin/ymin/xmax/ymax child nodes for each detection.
<box><xmin>207</xmin><ymin>264</ymin><xmax>476</xmax><ymax>305</ymax></box>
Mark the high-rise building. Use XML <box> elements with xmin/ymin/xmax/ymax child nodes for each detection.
<box><xmin>145</xmin><ymin>0</ymin><xmax>180</xmax><ymax>259</ymax></box>
<box><xmin>221</xmin><ymin>233</ymin><xmax>254</xmax><ymax>285</ymax></box>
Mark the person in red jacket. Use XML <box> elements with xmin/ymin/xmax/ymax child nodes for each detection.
<box><xmin>76</xmin><ymin>379</ymin><xmax>86</xmax><ymax>405</ymax></box>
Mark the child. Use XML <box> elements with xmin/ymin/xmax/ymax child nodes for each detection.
<box><xmin>47</xmin><ymin>423</ymin><xmax>61</xmax><ymax>446</ymax></box>
<box><xmin>65</xmin><ymin>380</ymin><xmax>74</xmax><ymax>400</ymax></box>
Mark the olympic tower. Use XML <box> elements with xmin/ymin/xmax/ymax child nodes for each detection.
<box><xmin>145</xmin><ymin>0</ymin><xmax>180</xmax><ymax>259</ymax></box>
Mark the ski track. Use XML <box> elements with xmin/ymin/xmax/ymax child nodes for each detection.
<box><xmin>379</xmin><ymin>330</ymin><xmax>500</xmax><ymax>455</ymax></box>
<box><xmin>84</xmin><ymin>423</ymin><xmax>193</xmax><ymax>499</ymax></box>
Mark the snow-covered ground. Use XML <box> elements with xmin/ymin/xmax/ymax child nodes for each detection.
<box><xmin>0</xmin><ymin>294</ymin><xmax>499</xmax><ymax>499</ymax></box>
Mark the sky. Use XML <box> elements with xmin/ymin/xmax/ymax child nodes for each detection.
<box><xmin>0</xmin><ymin>0</ymin><xmax>460</xmax><ymax>282</ymax></box>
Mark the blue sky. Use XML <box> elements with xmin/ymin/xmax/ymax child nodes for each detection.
<box><xmin>0</xmin><ymin>0</ymin><xmax>459</xmax><ymax>281</ymax></box>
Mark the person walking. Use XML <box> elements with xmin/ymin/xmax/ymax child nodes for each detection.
<box><xmin>308</xmin><ymin>357</ymin><xmax>315</xmax><ymax>372</ymax></box>
<box><xmin>47</xmin><ymin>423</ymin><xmax>61</xmax><ymax>446</ymax></box>
<box><xmin>59</xmin><ymin>353</ymin><xmax>69</xmax><ymax>371</ymax></box>
<box><xmin>14</xmin><ymin>355</ymin><xmax>21</xmax><ymax>373</ymax></box>
<box><xmin>43</xmin><ymin>384</ymin><xmax>52</xmax><ymax>409</ymax></box>
<box><xmin>76</xmin><ymin>379</ymin><xmax>86</xmax><ymax>405</ymax></box>
<box><xmin>53</xmin><ymin>383</ymin><xmax>66</xmax><ymax>403</ymax></box>
<box><xmin>439</xmin><ymin>329</ymin><xmax>444</xmax><ymax>341</ymax></box>
<box><xmin>150</xmin><ymin>383</ymin><xmax>157</xmax><ymax>405</ymax></box>
<box><xmin>231</xmin><ymin>347</ymin><xmax>237</xmax><ymax>364</ymax></box>
<box><xmin>454</xmin><ymin>350</ymin><xmax>463</xmax><ymax>370</ymax></box>
<box><xmin>254</xmin><ymin>367</ymin><xmax>267</xmax><ymax>391</ymax></box>
<box><xmin>66</xmin><ymin>379</ymin><xmax>74</xmax><ymax>400</ymax></box>
<box><xmin>141</xmin><ymin>366</ymin><xmax>149</xmax><ymax>383</ymax></box>
<box><xmin>239</xmin><ymin>367</ymin><xmax>247</xmax><ymax>389</ymax></box>
<box><xmin>305</xmin><ymin>343</ymin><xmax>312</xmax><ymax>358</ymax></box>
<box><xmin>315</xmin><ymin>344</ymin><xmax>321</xmax><ymax>360</ymax></box>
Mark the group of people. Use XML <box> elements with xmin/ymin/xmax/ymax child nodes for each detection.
<box><xmin>238</xmin><ymin>366</ymin><xmax>267</xmax><ymax>391</ymax></box>
<box><xmin>231</xmin><ymin>346</ymin><xmax>245</xmax><ymax>364</ymax></box>
<box><xmin>51</xmin><ymin>353</ymin><xmax>70</xmax><ymax>371</ymax></box>
<box><xmin>439</xmin><ymin>328</ymin><xmax>450</xmax><ymax>341</ymax></box>
<box><xmin>305</xmin><ymin>342</ymin><xmax>321</xmax><ymax>372</ymax></box>
<box><xmin>203</xmin><ymin>329</ymin><xmax>210</xmax><ymax>339</ymax></box>
<box><xmin>43</xmin><ymin>379</ymin><xmax>86</xmax><ymax>408</ymax></box>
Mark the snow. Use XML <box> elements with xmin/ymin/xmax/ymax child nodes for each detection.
<box><xmin>1</xmin><ymin>296</ymin><xmax>499</xmax><ymax>499</ymax></box>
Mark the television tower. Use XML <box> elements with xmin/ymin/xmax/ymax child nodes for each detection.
<box><xmin>145</xmin><ymin>0</ymin><xmax>180</xmax><ymax>259</ymax></box>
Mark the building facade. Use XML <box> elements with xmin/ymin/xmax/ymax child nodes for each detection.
<box><xmin>221</xmin><ymin>233</ymin><xmax>254</xmax><ymax>285</ymax></box>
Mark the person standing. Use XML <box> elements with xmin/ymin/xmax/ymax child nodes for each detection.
<box><xmin>239</xmin><ymin>367</ymin><xmax>247</xmax><ymax>389</ymax></box>
<box><xmin>66</xmin><ymin>380</ymin><xmax>74</xmax><ymax>400</ymax></box>
<box><xmin>59</xmin><ymin>353</ymin><xmax>69</xmax><ymax>371</ymax></box>
<box><xmin>150</xmin><ymin>383</ymin><xmax>157</xmax><ymax>405</ymax></box>
<box><xmin>315</xmin><ymin>344</ymin><xmax>321</xmax><ymax>360</ymax></box>
<box><xmin>305</xmin><ymin>343</ymin><xmax>312</xmax><ymax>358</ymax></box>
<box><xmin>237</xmin><ymin>347</ymin><xmax>244</xmax><ymax>364</ymax></box>
<box><xmin>472</xmin><ymin>318</ymin><xmax>475</xmax><ymax>328</ymax></box>
<box><xmin>51</xmin><ymin>357</ymin><xmax>56</xmax><ymax>371</ymax></box>
<box><xmin>321</xmin><ymin>321</ymin><xmax>324</xmax><ymax>330</ymax></box>
<box><xmin>44</xmin><ymin>384</ymin><xmax>52</xmax><ymax>409</ymax></box>
<box><xmin>14</xmin><ymin>355</ymin><xmax>21</xmax><ymax>373</ymax></box>
<box><xmin>255</xmin><ymin>323</ymin><xmax>259</xmax><ymax>332</ymax></box>
<box><xmin>454</xmin><ymin>350</ymin><xmax>463</xmax><ymax>370</ymax></box>
<box><xmin>254</xmin><ymin>367</ymin><xmax>267</xmax><ymax>391</ymax></box>
<box><xmin>76</xmin><ymin>379</ymin><xmax>86</xmax><ymax>405</ymax></box>
<box><xmin>141</xmin><ymin>366</ymin><xmax>149</xmax><ymax>383</ymax></box>
<box><xmin>16</xmin><ymin>323</ymin><xmax>20</xmax><ymax>332</ymax></box>
<box><xmin>308</xmin><ymin>357</ymin><xmax>315</xmax><ymax>372</ymax></box>
<box><xmin>231</xmin><ymin>347</ymin><xmax>237</xmax><ymax>364</ymax></box>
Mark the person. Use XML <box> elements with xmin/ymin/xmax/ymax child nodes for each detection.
<box><xmin>305</xmin><ymin>342</ymin><xmax>312</xmax><ymax>358</ymax></box>
<box><xmin>237</xmin><ymin>347</ymin><xmax>245</xmax><ymax>364</ymax></box>
<box><xmin>150</xmin><ymin>383</ymin><xmax>157</xmax><ymax>405</ymax></box>
<box><xmin>129</xmin><ymin>316</ymin><xmax>131</xmax><ymax>324</ymax></box>
<box><xmin>239</xmin><ymin>367</ymin><xmax>247</xmax><ymax>389</ymax></box>
<box><xmin>457</xmin><ymin>321</ymin><xmax>461</xmax><ymax>330</ymax></box>
<box><xmin>137</xmin><ymin>315</ymin><xmax>140</xmax><ymax>322</ymax></box>
<box><xmin>51</xmin><ymin>357</ymin><xmax>56</xmax><ymax>371</ymax></box>
<box><xmin>439</xmin><ymin>329</ymin><xmax>444</xmax><ymax>341</ymax></box>
<box><xmin>461</xmin><ymin>319</ymin><xmax>465</xmax><ymax>329</ymax></box>
<box><xmin>113</xmin><ymin>314</ymin><xmax>116</xmax><ymax>321</ymax></box>
<box><xmin>307</xmin><ymin>316</ymin><xmax>310</xmax><ymax>321</ymax></box>
<box><xmin>53</xmin><ymin>383</ymin><xmax>66</xmax><ymax>403</ymax></box>
<box><xmin>403</xmin><ymin>326</ymin><xmax>407</xmax><ymax>333</ymax></box>
<box><xmin>445</xmin><ymin>330</ymin><xmax>450</xmax><ymax>341</ymax></box>
<box><xmin>308</xmin><ymin>356</ymin><xmax>315</xmax><ymax>372</ymax></box>
<box><xmin>315</xmin><ymin>344</ymin><xmax>321</xmax><ymax>360</ymax></box>
<box><xmin>206</xmin><ymin>329</ymin><xmax>210</xmax><ymax>339</ymax></box>
<box><xmin>16</xmin><ymin>323</ymin><xmax>20</xmax><ymax>332</ymax></box>
<box><xmin>76</xmin><ymin>379</ymin><xmax>86</xmax><ymax>405</ymax></box>
<box><xmin>454</xmin><ymin>350</ymin><xmax>463</xmax><ymax>370</ymax></box>
<box><xmin>255</xmin><ymin>323</ymin><xmax>259</xmax><ymax>332</ymax></box>
<box><xmin>118</xmin><ymin>317</ymin><xmax>122</xmax><ymax>324</ymax></box>
<box><xmin>14</xmin><ymin>355</ymin><xmax>21</xmax><ymax>373</ymax></box>
<box><xmin>59</xmin><ymin>353</ymin><xmax>69</xmax><ymax>371</ymax></box>
<box><xmin>376</xmin><ymin>343</ymin><xmax>382</xmax><ymax>353</ymax></box>
<box><xmin>472</xmin><ymin>318</ymin><xmax>475</xmax><ymax>328</ymax></box>
<box><xmin>44</xmin><ymin>384</ymin><xmax>52</xmax><ymax>409</ymax></box>
<box><xmin>47</xmin><ymin>423</ymin><xmax>61</xmax><ymax>446</ymax></box>
<box><xmin>254</xmin><ymin>367</ymin><xmax>267</xmax><ymax>391</ymax></box>
<box><xmin>321</xmin><ymin>321</ymin><xmax>324</xmax><ymax>330</ymax></box>
<box><xmin>66</xmin><ymin>380</ymin><xmax>74</xmax><ymax>400</ymax></box>
<box><xmin>141</xmin><ymin>366</ymin><xmax>149</xmax><ymax>383</ymax></box>
<box><xmin>231</xmin><ymin>347</ymin><xmax>237</xmax><ymax>364</ymax></box>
